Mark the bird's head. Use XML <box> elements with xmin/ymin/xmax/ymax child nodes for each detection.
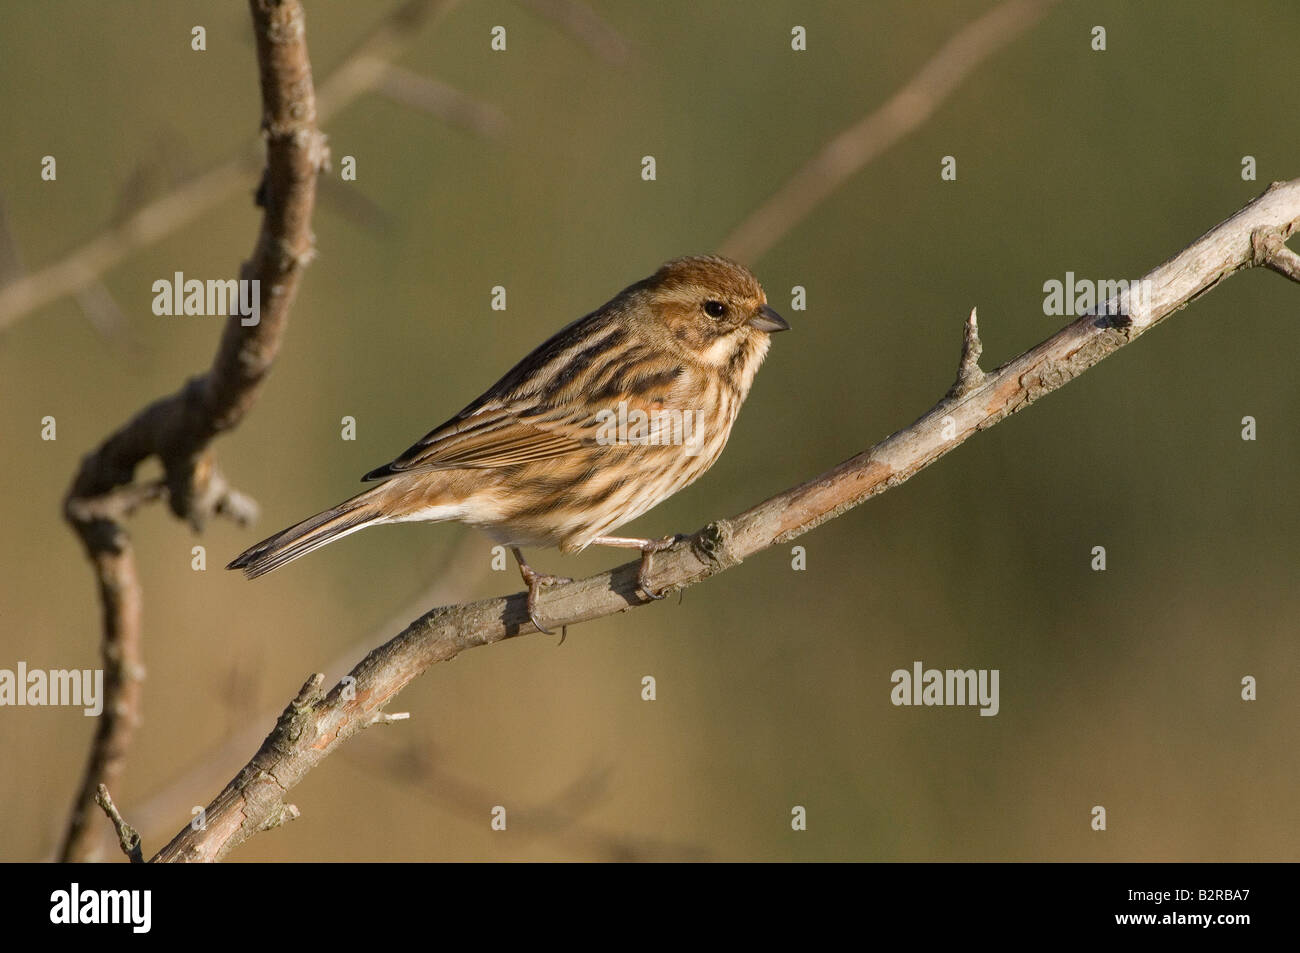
<box><xmin>638</xmin><ymin>255</ymin><xmax>789</xmax><ymax>378</ymax></box>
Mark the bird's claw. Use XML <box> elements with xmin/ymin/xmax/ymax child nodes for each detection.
<box><xmin>519</xmin><ymin>565</ymin><xmax>572</xmax><ymax>635</ymax></box>
<box><xmin>636</xmin><ymin>533</ymin><xmax>687</xmax><ymax>601</ymax></box>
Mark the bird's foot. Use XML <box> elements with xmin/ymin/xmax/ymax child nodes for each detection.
<box><xmin>635</xmin><ymin>533</ymin><xmax>687</xmax><ymax>601</ymax></box>
<box><xmin>513</xmin><ymin>548</ymin><xmax>572</xmax><ymax>635</ymax></box>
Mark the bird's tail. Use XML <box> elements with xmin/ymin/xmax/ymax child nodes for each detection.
<box><xmin>226</xmin><ymin>483</ymin><xmax>393</xmax><ymax>579</ymax></box>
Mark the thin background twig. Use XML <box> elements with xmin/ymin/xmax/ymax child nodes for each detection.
<box><xmin>719</xmin><ymin>0</ymin><xmax>1059</xmax><ymax>263</ymax></box>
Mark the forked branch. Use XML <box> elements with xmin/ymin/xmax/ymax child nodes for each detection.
<box><xmin>59</xmin><ymin>0</ymin><xmax>324</xmax><ymax>862</ymax></box>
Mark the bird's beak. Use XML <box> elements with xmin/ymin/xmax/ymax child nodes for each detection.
<box><xmin>749</xmin><ymin>304</ymin><xmax>790</xmax><ymax>333</ymax></box>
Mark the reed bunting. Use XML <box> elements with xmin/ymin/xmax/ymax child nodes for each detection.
<box><xmin>228</xmin><ymin>255</ymin><xmax>789</xmax><ymax>631</ymax></box>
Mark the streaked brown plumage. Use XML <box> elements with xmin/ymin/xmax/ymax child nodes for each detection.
<box><xmin>228</xmin><ymin>255</ymin><xmax>788</xmax><ymax>628</ymax></box>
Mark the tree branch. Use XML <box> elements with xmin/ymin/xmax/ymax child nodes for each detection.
<box><xmin>154</xmin><ymin>179</ymin><xmax>1300</xmax><ymax>862</ymax></box>
<box><xmin>58</xmin><ymin>0</ymin><xmax>324</xmax><ymax>862</ymax></box>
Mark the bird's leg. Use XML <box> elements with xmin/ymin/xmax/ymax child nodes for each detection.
<box><xmin>589</xmin><ymin>534</ymin><xmax>687</xmax><ymax>601</ymax></box>
<box><xmin>511</xmin><ymin>547</ymin><xmax>572</xmax><ymax>636</ymax></box>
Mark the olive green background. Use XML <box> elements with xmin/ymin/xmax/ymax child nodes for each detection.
<box><xmin>2</xmin><ymin>1</ymin><xmax>1296</xmax><ymax>861</ymax></box>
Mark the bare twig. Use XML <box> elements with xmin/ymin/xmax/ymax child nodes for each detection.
<box><xmin>719</xmin><ymin>0</ymin><xmax>1059</xmax><ymax>264</ymax></box>
<box><xmin>374</xmin><ymin>63</ymin><xmax>508</xmax><ymax>139</ymax></box>
<box><xmin>94</xmin><ymin>785</ymin><xmax>143</xmax><ymax>864</ymax></box>
<box><xmin>58</xmin><ymin>0</ymin><xmax>324</xmax><ymax>862</ymax></box>
<box><xmin>946</xmin><ymin>308</ymin><xmax>984</xmax><ymax>400</ymax></box>
<box><xmin>58</xmin><ymin>530</ymin><xmax>145</xmax><ymax>863</ymax></box>
<box><xmin>516</xmin><ymin>0</ymin><xmax>628</xmax><ymax>64</ymax></box>
<box><xmin>1252</xmin><ymin>222</ymin><xmax>1300</xmax><ymax>284</ymax></box>
<box><xmin>154</xmin><ymin>180</ymin><xmax>1300</xmax><ymax>862</ymax></box>
<box><xmin>75</xmin><ymin>281</ymin><xmax>129</xmax><ymax>340</ymax></box>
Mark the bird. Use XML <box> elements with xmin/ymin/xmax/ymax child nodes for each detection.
<box><xmin>227</xmin><ymin>255</ymin><xmax>789</xmax><ymax>632</ymax></box>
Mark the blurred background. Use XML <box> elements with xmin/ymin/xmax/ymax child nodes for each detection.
<box><xmin>2</xmin><ymin>0</ymin><xmax>1297</xmax><ymax>861</ymax></box>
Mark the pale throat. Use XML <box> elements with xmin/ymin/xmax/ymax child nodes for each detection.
<box><xmin>703</xmin><ymin>329</ymin><xmax>768</xmax><ymax>367</ymax></box>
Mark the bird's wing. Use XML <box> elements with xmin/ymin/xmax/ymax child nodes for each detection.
<box><xmin>363</xmin><ymin>310</ymin><xmax>645</xmax><ymax>480</ymax></box>
<box><xmin>362</xmin><ymin>400</ymin><xmax>595</xmax><ymax>480</ymax></box>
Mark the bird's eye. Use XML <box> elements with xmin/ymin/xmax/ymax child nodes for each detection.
<box><xmin>703</xmin><ymin>300</ymin><xmax>727</xmax><ymax>318</ymax></box>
